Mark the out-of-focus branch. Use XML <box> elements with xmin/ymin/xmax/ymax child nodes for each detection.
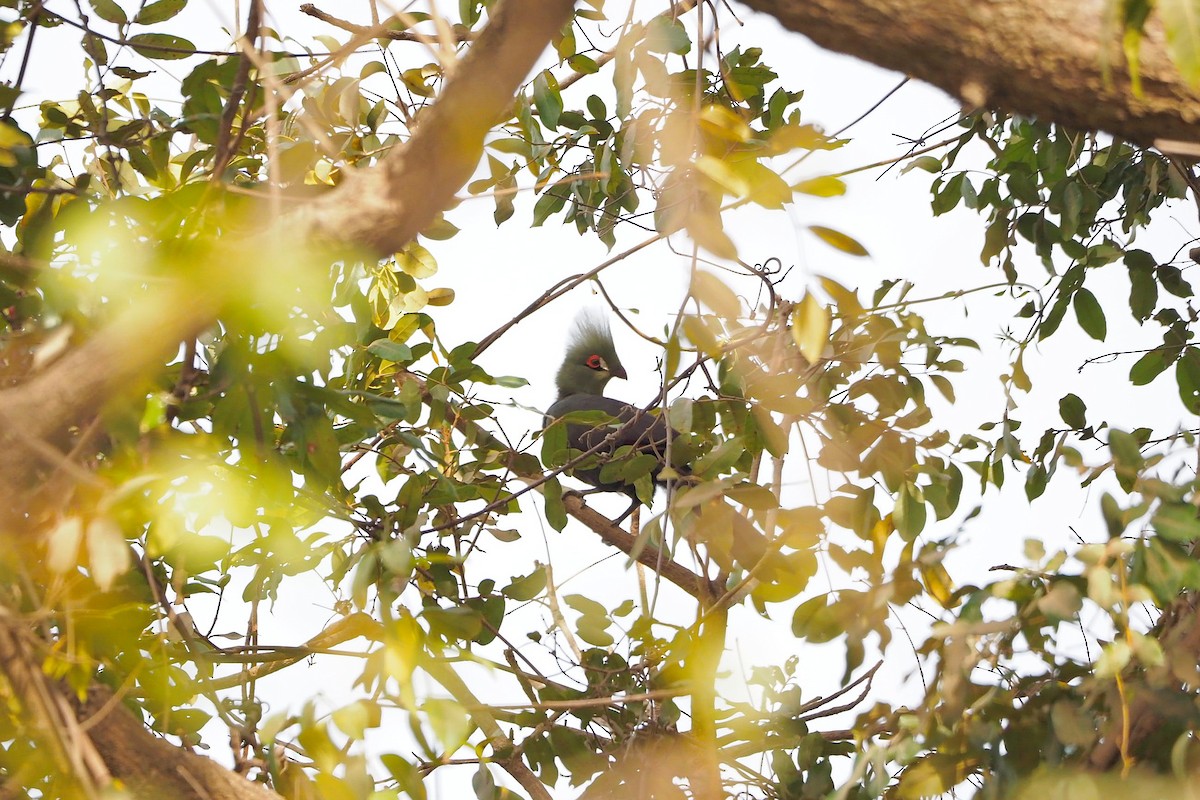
<box><xmin>299</xmin><ymin>3</ymin><xmax>474</xmax><ymax>43</ymax></box>
<box><xmin>740</xmin><ymin>0</ymin><xmax>1200</xmax><ymax>147</ymax></box>
<box><xmin>295</xmin><ymin>0</ymin><xmax>576</xmax><ymax>256</ymax></box>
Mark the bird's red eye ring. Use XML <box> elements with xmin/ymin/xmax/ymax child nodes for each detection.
<box><xmin>586</xmin><ymin>354</ymin><xmax>606</xmax><ymax>370</ymax></box>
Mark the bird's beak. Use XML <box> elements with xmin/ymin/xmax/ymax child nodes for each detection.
<box><xmin>611</xmin><ymin>364</ymin><xmax>628</xmax><ymax>380</ymax></box>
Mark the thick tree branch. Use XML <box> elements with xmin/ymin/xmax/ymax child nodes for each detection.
<box><xmin>295</xmin><ymin>0</ymin><xmax>576</xmax><ymax>256</ymax></box>
<box><xmin>740</xmin><ymin>0</ymin><xmax>1200</xmax><ymax>147</ymax></box>
<box><xmin>69</xmin><ymin>684</ymin><xmax>282</xmax><ymax>800</ymax></box>
<box><xmin>0</xmin><ymin>0</ymin><xmax>575</xmax><ymax>499</ymax></box>
<box><xmin>562</xmin><ymin>492</ymin><xmax>723</xmax><ymax>601</ymax></box>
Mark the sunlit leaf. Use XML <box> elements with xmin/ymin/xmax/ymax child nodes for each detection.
<box><xmin>691</xmin><ymin>270</ymin><xmax>741</xmax><ymax>318</ymax></box>
<box><xmin>793</xmin><ymin>176</ymin><xmax>845</xmax><ymax>197</ymax></box>
<box><xmin>809</xmin><ymin>225</ymin><xmax>869</xmax><ymax>256</ymax></box>
<box><xmin>790</xmin><ymin>292</ymin><xmax>831</xmax><ymax>364</ymax></box>
<box><xmin>1161</xmin><ymin>0</ymin><xmax>1200</xmax><ymax>85</ymax></box>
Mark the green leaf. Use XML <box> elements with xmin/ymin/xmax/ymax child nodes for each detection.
<box><xmin>1178</xmin><ymin>347</ymin><xmax>1200</xmax><ymax>413</ymax></box>
<box><xmin>532</xmin><ymin>189</ymin><xmax>567</xmax><ymax>226</ymax></box>
<box><xmin>643</xmin><ymin>16</ymin><xmax>691</xmax><ymax>55</ymax></box>
<box><xmin>791</xmin><ymin>595</ymin><xmax>841</xmax><ymax>642</ymax></box>
<box><xmin>367</xmin><ymin>339</ymin><xmax>413</xmax><ymax>363</ymax></box>
<box><xmin>503</xmin><ymin>569</ymin><xmax>546</xmax><ymax>601</ymax></box>
<box><xmin>1129</xmin><ymin>262</ymin><xmax>1158</xmax><ymax>321</ymax></box>
<box><xmin>901</xmin><ymin>155</ymin><xmax>942</xmax><ymax>174</ymax></box>
<box><xmin>1072</xmin><ymin>287</ymin><xmax>1106</xmax><ymax>340</ymax></box>
<box><xmin>893</xmin><ymin>483</ymin><xmax>926</xmax><ymax>541</ymax></box>
<box><xmin>1130</xmin><ymin>348</ymin><xmax>1172</xmax><ymax>385</ymax></box>
<box><xmin>1109</xmin><ymin>429</ymin><xmax>1144</xmax><ymax>492</ymax></box>
<box><xmin>544</xmin><ymin>477</ymin><xmax>566</xmax><ymax>532</ymax></box>
<box><xmin>1161</xmin><ymin>0</ymin><xmax>1200</xmax><ymax>85</ymax></box>
<box><xmin>532</xmin><ymin>71</ymin><xmax>562</xmax><ymax>130</ymax></box>
<box><xmin>1153</xmin><ymin>502</ymin><xmax>1200</xmax><ymax>542</ymax></box>
<box><xmin>82</xmin><ymin>32</ymin><xmax>108</xmax><ymax>66</ymax></box>
<box><xmin>128</xmin><ymin>32</ymin><xmax>196</xmax><ymax>60</ymax></box>
<box><xmin>90</xmin><ymin>0</ymin><xmax>128</xmax><ymax>24</ymax></box>
<box><xmin>809</xmin><ymin>225</ymin><xmax>869</xmax><ymax>257</ymax></box>
<box><xmin>1058</xmin><ymin>393</ymin><xmax>1087</xmax><ymax>428</ymax></box>
<box><xmin>134</xmin><ymin>0</ymin><xmax>187</xmax><ymax>24</ymax></box>
<box><xmin>1159</xmin><ymin>263</ymin><xmax>1194</xmax><ymax>298</ymax></box>
<box><xmin>1025</xmin><ymin>463</ymin><xmax>1049</xmax><ymax>501</ymax></box>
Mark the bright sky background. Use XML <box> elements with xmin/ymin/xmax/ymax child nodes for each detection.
<box><xmin>7</xmin><ymin>0</ymin><xmax>1197</xmax><ymax>795</ymax></box>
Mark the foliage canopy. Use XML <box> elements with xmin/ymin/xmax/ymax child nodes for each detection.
<box><xmin>2</xmin><ymin>1</ymin><xmax>1200</xmax><ymax>799</ymax></box>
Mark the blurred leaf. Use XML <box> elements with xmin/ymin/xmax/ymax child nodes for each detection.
<box><xmin>790</xmin><ymin>292</ymin><xmax>831</xmax><ymax>363</ymax></box>
<box><xmin>1161</xmin><ymin>0</ymin><xmax>1200</xmax><ymax>85</ymax></box>
<box><xmin>1177</xmin><ymin>347</ymin><xmax>1200</xmax><ymax>413</ymax></box>
<box><xmin>794</xmin><ymin>176</ymin><xmax>845</xmax><ymax>197</ymax></box>
<box><xmin>809</xmin><ymin>225</ymin><xmax>869</xmax><ymax>256</ymax></box>
<box><xmin>644</xmin><ymin>16</ymin><xmax>691</xmax><ymax>54</ymax></box>
<box><xmin>691</xmin><ymin>270</ymin><xmax>741</xmax><ymax>318</ymax></box>
<box><xmin>1153</xmin><ymin>502</ymin><xmax>1200</xmax><ymax>542</ymax></box>
<box><xmin>424</xmin><ymin>698</ymin><xmax>473</xmax><ymax>755</ymax></box>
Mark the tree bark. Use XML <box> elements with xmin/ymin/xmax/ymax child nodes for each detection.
<box><xmin>296</xmin><ymin>0</ymin><xmax>577</xmax><ymax>255</ymax></box>
<box><xmin>740</xmin><ymin>0</ymin><xmax>1200</xmax><ymax>147</ymax></box>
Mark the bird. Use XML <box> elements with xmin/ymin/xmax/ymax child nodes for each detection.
<box><xmin>542</xmin><ymin>312</ymin><xmax>680</xmax><ymax>514</ymax></box>
<box><xmin>542</xmin><ymin>313</ymin><xmax>791</xmax><ymax>581</ymax></box>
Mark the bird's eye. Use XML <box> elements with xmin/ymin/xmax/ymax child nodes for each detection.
<box><xmin>586</xmin><ymin>354</ymin><xmax>607</xmax><ymax>371</ymax></box>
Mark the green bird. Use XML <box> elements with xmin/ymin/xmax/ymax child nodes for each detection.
<box><xmin>543</xmin><ymin>314</ymin><xmax>790</xmax><ymax>579</ymax></box>
<box><xmin>542</xmin><ymin>313</ymin><xmax>679</xmax><ymax>512</ymax></box>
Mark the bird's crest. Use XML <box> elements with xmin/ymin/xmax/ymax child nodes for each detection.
<box><xmin>567</xmin><ymin>311</ymin><xmax>616</xmax><ymax>357</ymax></box>
<box><xmin>555</xmin><ymin>311</ymin><xmax>627</xmax><ymax>398</ymax></box>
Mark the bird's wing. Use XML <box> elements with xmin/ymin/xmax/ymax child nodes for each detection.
<box><xmin>545</xmin><ymin>394</ymin><xmax>669</xmax><ymax>455</ymax></box>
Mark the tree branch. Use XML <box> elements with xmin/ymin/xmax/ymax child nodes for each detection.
<box><xmin>740</xmin><ymin>0</ymin><xmax>1200</xmax><ymax>146</ymax></box>
<box><xmin>294</xmin><ymin>0</ymin><xmax>576</xmax><ymax>256</ymax></box>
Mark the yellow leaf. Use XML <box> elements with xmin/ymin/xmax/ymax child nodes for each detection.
<box><xmin>819</xmin><ymin>276</ymin><xmax>864</xmax><ymax>317</ymax></box>
<box><xmin>767</xmin><ymin>123</ymin><xmax>837</xmax><ymax>155</ymax></box>
<box><xmin>687</xmin><ymin>214</ymin><xmax>738</xmax><ymax>260</ymax></box>
<box><xmin>698</xmin><ymin>104</ymin><xmax>752</xmax><ymax>142</ymax></box>
<box><xmin>690</xmin><ymin>271</ymin><xmax>741</xmax><ymax>318</ymax></box>
<box><xmin>809</xmin><ymin>225</ymin><xmax>869</xmax><ymax>256</ymax></box>
<box><xmin>426</xmin><ymin>287</ymin><xmax>455</xmax><ymax>306</ymax></box>
<box><xmin>742</xmin><ymin>160</ymin><xmax>792</xmax><ymax>209</ymax></box>
<box><xmin>919</xmin><ymin>561</ymin><xmax>956</xmax><ymax>609</ymax></box>
<box><xmin>46</xmin><ymin>517</ymin><xmax>84</xmax><ymax>574</ymax></box>
<box><xmin>681</xmin><ymin>314</ymin><xmax>723</xmax><ymax>357</ymax></box>
<box><xmin>395</xmin><ymin>242</ymin><xmax>438</xmax><ymax>279</ymax></box>
<box><xmin>695</xmin><ymin>154</ymin><xmax>750</xmax><ymax>196</ymax></box>
<box><xmin>790</xmin><ymin>293</ymin><xmax>831</xmax><ymax>363</ymax></box>
<box><xmin>423</xmin><ymin>698</ymin><xmax>472</xmax><ymax>755</ymax></box>
<box><xmin>86</xmin><ymin>517</ymin><xmax>131</xmax><ymax>591</ymax></box>
<box><xmin>793</xmin><ymin>176</ymin><xmax>846</xmax><ymax>198</ymax></box>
